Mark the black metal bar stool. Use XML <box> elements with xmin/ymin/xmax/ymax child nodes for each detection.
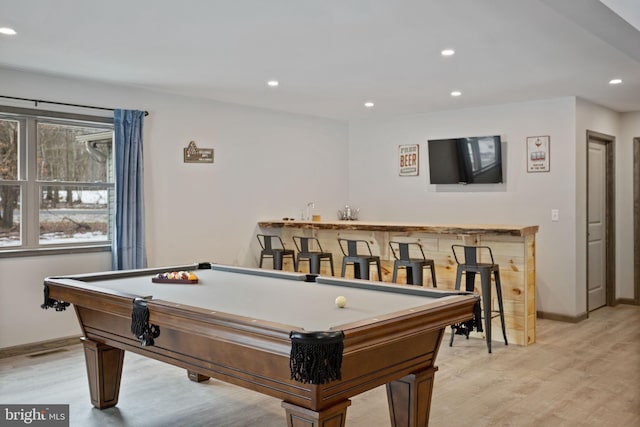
<box><xmin>257</xmin><ymin>234</ymin><xmax>296</xmax><ymax>271</ymax></box>
<box><xmin>293</xmin><ymin>236</ymin><xmax>334</xmax><ymax>275</ymax></box>
<box><xmin>389</xmin><ymin>241</ymin><xmax>437</xmax><ymax>287</ymax></box>
<box><xmin>450</xmin><ymin>245</ymin><xmax>508</xmax><ymax>353</ymax></box>
<box><xmin>338</xmin><ymin>238</ymin><xmax>381</xmax><ymax>280</ymax></box>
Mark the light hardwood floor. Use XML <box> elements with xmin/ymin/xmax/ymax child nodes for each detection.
<box><xmin>1</xmin><ymin>305</ymin><xmax>638</xmax><ymax>427</ymax></box>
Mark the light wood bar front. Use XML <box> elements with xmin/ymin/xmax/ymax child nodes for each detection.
<box><xmin>258</xmin><ymin>220</ymin><xmax>539</xmax><ymax>346</ymax></box>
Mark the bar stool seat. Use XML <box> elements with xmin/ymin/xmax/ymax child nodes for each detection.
<box><xmin>338</xmin><ymin>238</ymin><xmax>381</xmax><ymax>281</ymax></box>
<box><xmin>389</xmin><ymin>241</ymin><xmax>437</xmax><ymax>287</ymax></box>
<box><xmin>293</xmin><ymin>236</ymin><xmax>334</xmax><ymax>275</ymax></box>
<box><xmin>257</xmin><ymin>234</ymin><xmax>296</xmax><ymax>271</ymax></box>
<box><xmin>449</xmin><ymin>244</ymin><xmax>508</xmax><ymax>353</ymax></box>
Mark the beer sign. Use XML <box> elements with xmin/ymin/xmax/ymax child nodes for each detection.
<box><xmin>398</xmin><ymin>144</ymin><xmax>419</xmax><ymax>176</ymax></box>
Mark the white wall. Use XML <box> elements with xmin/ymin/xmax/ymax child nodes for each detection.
<box><xmin>348</xmin><ymin>97</ymin><xmax>592</xmax><ymax>318</ymax></box>
<box><xmin>140</xmin><ymin>90</ymin><xmax>349</xmax><ymax>267</ymax></box>
<box><xmin>0</xmin><ymin>68</ymin><xmax>349</xmax><ymax>348</ymax></box>
<box><xmin>0</xmin><ymin>252</ymin><xmax>112</xmax><ymax>346</ymax></box>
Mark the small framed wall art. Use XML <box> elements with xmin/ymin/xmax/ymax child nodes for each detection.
<box><xmin>526</xmin><ymin>135</ymin><xmax>550</xmax><ymax>172</ymax></box>
<box><xmin>398</xmin><ymin>144</ymin><xmax>419</xmax><ymax>176</ymax></box>
<box><xmin>184</xmin><ymin>140</ymin><xmax>214</xmax><ymax>163</ymax></box>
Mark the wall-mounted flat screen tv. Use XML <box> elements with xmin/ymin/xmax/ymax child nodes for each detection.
<box><xmin>427</xmin><ymin>135</ymin><xmax>503</xmax><ymax>184</ymax></box>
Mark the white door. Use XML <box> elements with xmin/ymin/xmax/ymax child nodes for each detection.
<box><xmin>587</xmin><ymin>141</ymin><xmax>607</xmax><ymax>311</ymax></box>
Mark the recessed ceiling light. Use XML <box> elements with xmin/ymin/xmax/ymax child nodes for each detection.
<box><xmin>0</xmin><ymin>27</ymin><xmax>17</xmax><ymax>35</ymax></box>
<box><xmin>441</xmin><ymin>49</ymin><xmax>455</xmax><ymax>56</ymax></box>
<box><xmin>364</xmin><ymin>101</ymin><xmax>375</xmax><ymax>108</ymax></box>
<box><xmin>451</xmin><ymin>91</ymin><xmax>462</xmax><ymax>97</ymax></box>
<box><xmin>609</xmin><ymin>78</ymin><xmax>622</xmax><ymax>85</ymax></box>
<box><xmin>267</xmin><ymin>80</ymin><xmax>279</xmax><ymax>87</ymax></box>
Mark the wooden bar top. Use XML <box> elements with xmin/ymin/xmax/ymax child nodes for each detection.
<box><xmin>259</xmin><ymin>220</ymin><xmax>539</xmax><ymax>237</ymax></box>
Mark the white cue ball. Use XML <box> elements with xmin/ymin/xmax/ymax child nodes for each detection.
<box><xmin>335</xmin><ymin>295</ymin><xmax>347</xmax><ymax>308</ymax></box>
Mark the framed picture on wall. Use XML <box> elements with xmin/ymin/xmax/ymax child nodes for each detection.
<box><xmin>398</xmin><ymin>144</ymin><xmax>419</xmax><ymax>176</ymax></box>
<box><xmin>184</xmin><ymin>140</ymin><xmax>214</xmax><ymax>163</ymax></box>
<box><xmin>527</xmin><ymin>136</ymin><xmax>550</xmax><ymax>172</ymax></box>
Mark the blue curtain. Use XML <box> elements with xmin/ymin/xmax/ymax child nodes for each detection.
<box><xmin>112</xmin><ymin>109</ymin><xmax>147</xmax><ymax>270</ymax></box>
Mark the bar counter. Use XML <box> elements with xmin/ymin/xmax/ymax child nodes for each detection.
<box><xmin>259</xmin><ymin>219</ymin><xmax>538</xmax><ymax>346</ymax></box>
<box><xmin>259</xmin><ymin>219</ymin><xmax>538</xmax><ymax>236</ymax></box>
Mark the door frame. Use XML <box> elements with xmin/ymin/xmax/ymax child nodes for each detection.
<box><xmin>634</xmin><ymin>137</ymin><xmax>640</xmax><ymax>304</ymax></box>
<box><xmin>586</xmin><ymin>130</ymin><xmax>616</xmax><ymax>311</ymax></box>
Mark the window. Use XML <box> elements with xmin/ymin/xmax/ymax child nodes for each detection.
<box><xmin>464</xmin><ymin>136</ymin><xmax>499</xmax><ymax>173</ymax></box>
<box><xmin>0</xmin><ymin>107</ymin><xmax>114</xmax><ymax>251</ymax></box>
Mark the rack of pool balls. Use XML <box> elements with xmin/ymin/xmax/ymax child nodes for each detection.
<box><xmin>152</xmin><ymin>271</ymin><xmax>199</xmax><ymax>284</ymax></box>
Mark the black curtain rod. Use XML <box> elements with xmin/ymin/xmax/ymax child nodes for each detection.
<box><xmin>0</xmin><ymin>95</ymin><xmax>149</xmax><ymax>116</ymax></box>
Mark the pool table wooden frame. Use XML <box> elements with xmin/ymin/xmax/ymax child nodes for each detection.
<box><xmin>42</xmin><ymin>263</ymin><xmax>478</xmax><ymax>427</ymax></box>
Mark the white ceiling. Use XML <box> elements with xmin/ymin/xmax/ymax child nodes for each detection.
<box><xmin>1</xmin><ymin>0</ymin><xmax>639</xmax><ymax>121</ymax></box>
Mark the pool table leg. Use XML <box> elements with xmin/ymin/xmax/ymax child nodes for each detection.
<box><xmin>281</xmin><ymin>399</ymin><xmax>351</xmax><ymax>427</ymax></box>
<box><xmin>81</xmin><ymin>338</ymin><xmax>124</xmax><ymax>409</ymax></box>
<box><xmin>386</xmin><ymin>367</ymin><xmax>438</xmax><ymax>427</ymax></box>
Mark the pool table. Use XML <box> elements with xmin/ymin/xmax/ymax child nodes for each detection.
<box><xmin>42</xmin><ymin>263</ymin><xmax>479</xmax><ymax>427</ymax></box>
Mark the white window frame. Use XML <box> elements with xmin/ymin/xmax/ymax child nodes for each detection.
<box><xmin>0</xmin><ymin>105</ymin><xmax>114</xmax><ymax>256</ymax></box>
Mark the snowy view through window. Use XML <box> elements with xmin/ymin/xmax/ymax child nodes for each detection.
<box><xmin>39</xmin><ymin>189</ymin><xmax>110</xmax><ymax>245</ymax></box>
<box><xmin>1</xmin><ymin>189</ymin><xmax>110</xmax><ymax>246</ymax></box>
<box><xmin>1</xmin><ymin>114</ymin><xmax>113</xmax><ymax>248</ymax></box>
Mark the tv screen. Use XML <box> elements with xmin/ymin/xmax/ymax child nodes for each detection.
<box><xmin>427</xmin><ymin>135</ymin><xmax>503</xmax><ymax>184</ymax></box>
